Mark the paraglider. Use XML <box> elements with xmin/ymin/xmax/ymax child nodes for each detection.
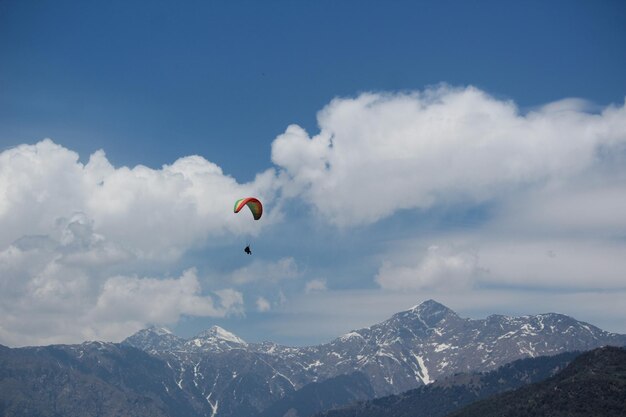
<box><xmin>234</xmin><ymin>197</ymin><xmax>263</xmax><ymax>254</ymax></box>
<box><xmin>234</xmin><ymin>197</ymin><xmax>263</xmax><ymax>220</ymax></box>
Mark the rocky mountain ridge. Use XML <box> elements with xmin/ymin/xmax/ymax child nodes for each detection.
<box><xmin>120</xmin><ymin>299</ymin><xmax>626</xmax><ymax>416</ymax></box>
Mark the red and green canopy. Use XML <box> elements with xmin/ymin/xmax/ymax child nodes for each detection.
<box><xmin>234</xmin><ymin>197</ymin><xmax>263</xmax><ymax>220</ymax></box>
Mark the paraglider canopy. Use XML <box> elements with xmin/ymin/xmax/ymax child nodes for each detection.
<box><xmin>234</xmin><ymin>197</ymin><xmax>263</xmax><ymax>220</ymax></box>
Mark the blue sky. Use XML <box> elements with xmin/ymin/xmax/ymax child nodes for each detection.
<box><xmin>1</xmin><ymin>0</ymin><xmax>625</xmax><ymax>347</ymax></box>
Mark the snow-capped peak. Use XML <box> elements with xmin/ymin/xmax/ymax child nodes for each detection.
<box><xmin>339</xmin><ymin>331</ymin><xmax>364</xmax><ymax>342</ymax></box>
<box><xmin>409</xmin><ymin>299</ymin><xmax>450</xmax><ymax>315</ymax></box>
<box><xmin>122</xmin><ymin>326</ymin><xmax>184</xmax><ymax>352</ymax></box>
<box><xmin>407</xmin><ymin>299</ymin><xmax>457</xmax><ymax>325</ymax></box>
<box><xmin>193</xmin><ymin>325</ymin><xmax>246</xmax><ymax>345</ymax></box>
<box><xmin>147</xmin><ymin>325</ymin><xmax>173</xmax><ymax>336</ymax></box>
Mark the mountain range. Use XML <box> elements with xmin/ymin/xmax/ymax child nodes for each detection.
<box><xmin>1</xmin><ymin>299</ymin><xmax>625</xmax><ymax>417</ymax></box>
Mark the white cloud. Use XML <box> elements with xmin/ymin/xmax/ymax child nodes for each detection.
<box><xmin>271</xmin><ymin>86</ymin><xmax>626</xmax><ymax>318</ymax></box>
<box><xmin>0</xmin><ymin>140</ymin><xmax>267</xmax><ymax>345</ymax></box>
<box><xmin>376</xmin><ymin>235</ymin><xmax>626</xmax><ymax>292</ymax></box>
<box><xmin>256</xmin><ymin>296</ymin><xmax>271</xmax><ymax>312</ymax></box>
<box><xmin>94</xmin><ymin>269</ymin><xmax>241</xmax><ymax>323</ymax></box>
<box><xmin>0</xmin><ymin>244</ymin><xmax>243</xmax><ymax>346</ymax></box>
<box><xmin>305</xmin><ymin>278</ymin><xmax>327</xmax><ymax>293</ymax></box>
<box><xmin>272</xmin><ymin>86</ymin><xmax>626</xmax><ymax>227</ymax></box>
<box><xmin>375</xmin><ymin>245</ymin><xmax>480</xmax><ymax>290</ymax></box>
<box><xmin>0</xmin><ymin>217</ymin><xmax>243</xmax><ymax>346</ymax></box>
<box><xmin>0</xmin><ymin>140</ymin><xmax>279</xmax><ymax>259</ymax></box>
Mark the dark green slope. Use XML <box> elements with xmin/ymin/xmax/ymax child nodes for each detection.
<box><xmin>314</xmin><ymin>351</ymin><xmax>580</xmax><ymax>417</ymax></box>
<box><xmin>255</xmin><ymin>372</ymin><xmax>374</xmax><ymax>417</ymax></box>
<box><xmin>0</xmin><ymin>343</ymin><xmax>203</xmax><ymax>417</ymax></box>
<box><xmin>447</xmin><ymin>346</ymin><xmax>626</xmax><ymax>417</ymax></box>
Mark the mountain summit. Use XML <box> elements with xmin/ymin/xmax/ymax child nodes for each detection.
<box><xmin>410</xmin><ymin>299</ymin><xmax>453</xmax><ymax>314</ymax></box>
<box><xmin>194</xmin><ymin>325</ymin><xmax>246</xmax><ymax>344</ymax></box>
<box><xmin>186</xmin><ymin>325</ymin><xmax>246</xmax><ymax>352</ymax></box>
<box><xmin>407</xmin><ymin>299</ymin><xmax>459</xmax><ymax>327</ymax></box>
<box><xmin>123</xmin><ymin>325</ymin><xmax>184</xmax><ymax>353</ymax></box>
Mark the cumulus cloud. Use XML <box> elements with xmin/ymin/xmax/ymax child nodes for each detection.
<box><xmin>94</xmin><ymin>269</ymin><xmax>241</xmax><ymax>323</ymax></box>
<box><xmin>0</xmin><ymin>140</ymin><xmax>268</xmax><ymax>344</ymax></box>
<box><xmin>0</xmin><ymin>140</ymin><xmax>279</xmax><ymax>258</ymax></box>
<box><xmin>0</xmin><ymin>204</ymin><xmax>243</xmax><ymax>346</ymax></box>
<box><xmin>0</xmin><ymin>239</ymin><xmax>243</xmax><ymax>346</ymax></box>
<box><xmin>270</xmin><ymin>86</ymin><xmax>626</xmax><ymax>317</ymax></box>
<box><xmin>375</xmin><ymin>235</ymin><xmax>626</xmax><ymax>292</ymax></box>
<box><xmin>272</xmin><ymin>86</ymin><xmax>626</xmax><ymax>227</ymax></box>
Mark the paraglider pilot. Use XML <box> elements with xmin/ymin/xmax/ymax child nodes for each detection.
<box><xmin>234</xmin><ymin>198</ymin><xmax>262</xmax><ymax>256</ymax></box>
